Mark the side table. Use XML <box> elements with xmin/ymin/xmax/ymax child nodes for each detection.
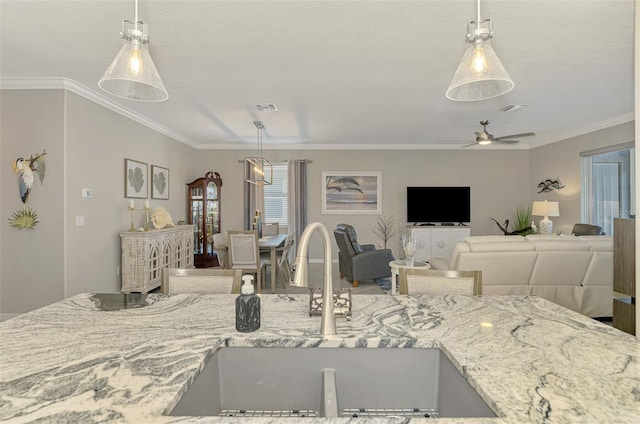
<box><xmin>389</xmin><ymin>259</ymin><xmax>431</xmax><ymax>295</ymax></box>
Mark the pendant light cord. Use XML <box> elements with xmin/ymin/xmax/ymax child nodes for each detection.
<box><xmin>134</xmin><ymin>0</ymin><xmax>139</xmax><ymax>23</ymax></box>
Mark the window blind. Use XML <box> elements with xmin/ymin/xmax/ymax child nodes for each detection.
<box><xmin>263</xmin><ymin>163</ymin><xmax>288</xmax><ymax>226</ymax></box>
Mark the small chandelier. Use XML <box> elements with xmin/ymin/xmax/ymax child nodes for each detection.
<box><xmin>98</xmin><ymin>0</ymin><xmax>168</xmax><ymax>102</ymax></box>
<box><xmin>445</xmin><ymin>0</ymin><xmax>514</xmax><ymax>101</ymax></box>
<box><xmin>245</xmin><ymin>121</ymin><xmax>273</xmax><ymax>186</ymax></box>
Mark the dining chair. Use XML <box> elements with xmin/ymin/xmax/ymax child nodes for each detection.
<box><xmin>161</xmin><ymin>268</ymin><xmax>242</xmax><ymax>294</ymax></box>
<box><xmin>212</xmin><ymin>232</ymin><xmax>228</xmax><ymax>268</ymax></box>
<box><xmin>276</xmin><ymin>232</ymin><xmax>296</xmax><ymax>284</ymax></box>
<box><xmin>262</xmin><ymin>222</ymin><xmax>280</xmax><ymax>237</ymax></box>
<box><xmin>398</xmin><ymin>268</ymin><xmax>482</xmax><ymax>295</ymax></box>
<box><xmin>227</xmin><ymin>230</ymin><xmax>266</xmax><ymax>293</ymax></box>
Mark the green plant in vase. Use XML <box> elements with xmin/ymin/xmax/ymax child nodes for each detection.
<box><xmin>513</xmin><ymin>204</ymin><xmax>534</xmax><ymax>236</ymax></box>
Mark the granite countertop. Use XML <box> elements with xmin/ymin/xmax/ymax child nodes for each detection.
<box><xmin>1</xmin><ymin>293</ymin><xmax>638</xmax><ymax>423</ymax></box>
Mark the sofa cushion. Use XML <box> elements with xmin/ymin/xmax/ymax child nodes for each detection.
<box><xmin>465</xmin><ymin>235</ymin><xmax>527</xmax><ymax>243</ymax></box>
<box><xmin>455</xmin><ymin>251</ymin><xmax>537</xmax><ymax>287</ymax></box>
<box><xmin>582</xmin><ymin>286</ymin><xmax>613</xmax><ymax>317</ymax></box>
<box><xmin>530</xmin><ymin>286</ymin><xmax>583</xmax><ymax>313</ymax></box>
<box><xmin>483</xmin><ymin>285</ymin><xmax>531</xmax><ymax>296</ymax></box>
<box><xmin>529</xmin><ymin>252</ymin><xmax>591</xmax><ymax>286</ymax></box>
<box><xmin>528</xmin><ymin>238</ymin><xmax>590</xmax><ymax>251</ymax></box>
<box><xmin>582</xmin><ymin>252</ymin><xmax>613</xmax><ymax>286</ymax></box>
<box><xmin>468</xmin><ymin>241</ymin><xmax>535</xmax><ymax>252</ymax></box>
<box><xmin>579</xmin><ymin>236</ymin><xmax>613</xmax><ymax>251</ymax></box>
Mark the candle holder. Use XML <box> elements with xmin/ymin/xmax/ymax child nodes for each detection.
<box><xmin>144</xmin><ymin>205</ymin><xmax>151</xmax><ymax>231</ymax></box>
<box><xmin>127</xmin><ymin>206</ymin><xmax>136</xmax><ymax>232</ymax></box>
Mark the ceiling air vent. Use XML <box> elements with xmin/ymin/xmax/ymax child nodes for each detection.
<box><xmin>256</xmin><ymin>104</ymin><xmax>278</xmax><ymax>112</ymax></box>
<box><xmin>500</xmin><ymin>104</ymin><xmax>528</xmax><ymax>113</ymax></box>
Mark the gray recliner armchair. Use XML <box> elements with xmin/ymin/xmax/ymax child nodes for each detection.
<box><xmin>572</xmin><ymin>223</ymin><xmax>605</xmax><ymax>235</ymax></box>
<box><xmin>333</xmin><ymin>223</ymin><xmax>395</xmax><ymax>287</ymax></box>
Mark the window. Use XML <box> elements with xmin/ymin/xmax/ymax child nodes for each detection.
<box><xmin>263</xmin><ymin>163</ymin><xmax>288</xmax><ymax>227</ymax></box>
<box><xmin>581</xmin><ymin>143</ymin><xmax>635</xmax><ymax>235</ymax></box>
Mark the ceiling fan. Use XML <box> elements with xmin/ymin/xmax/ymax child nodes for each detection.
<box><xmin>441</xmin><ymin>120</ymin><xmax>535</xmax><ymax>148</ymax></box>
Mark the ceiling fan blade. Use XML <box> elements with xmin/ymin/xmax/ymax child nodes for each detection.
<box><xmin>494</xmin><ymin>132</ymin><xmax>535</xmax><ymax>141</ymax></box>
<box><xmin>439</xmin><ymin>141</ymin><xmax>471</xmax><ymax>144</ymax></box>
<box><xmin>494</xmin><ymin>139</ymin><xmax>520</xmax><ymax>144</ymax></box>
<box><xmin>461</xmin><ymin>143</ymin><xmax>477</xmax><ymax>148</ymax></box>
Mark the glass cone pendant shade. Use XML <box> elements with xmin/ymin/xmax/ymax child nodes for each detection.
<box><xmin>446</xmin><ymin>1</ymin><xmax>514</xmax><ymax>102</ymax></box>
<box><xmin>446</xmin><ymin>37</ymin><xmax>514</xmax><ymax>101</ymax></box>
<box><xmin>99</xmin><ymin>20</ymin><xmax>168</xmax><ymax>102</ymax></box>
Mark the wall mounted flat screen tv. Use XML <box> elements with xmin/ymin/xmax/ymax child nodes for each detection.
<box><xmin>407</xmin><ymin>186</ymin><xmax>471</xmax><ymax>224</ymax></box>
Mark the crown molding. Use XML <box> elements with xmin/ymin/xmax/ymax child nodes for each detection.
<box><xmin>2</xmin><ymin>78</ymin><xmax>633</xmax><ymax>151</ymax></box>
<box><xmin>534</xmin><ymin>112</ymin><xmax>635</xmax><ymax>147</ymax></box>
<box><xmin>0</xmin><ymin>77</ymin><xmax>197</xmax><ymax>148</ymax></box>
<box><xmin>193</xmin><ymin>142</ymin><xmax>531</xmax><ymax>150</ymax></box>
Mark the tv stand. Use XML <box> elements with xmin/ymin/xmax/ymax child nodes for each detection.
<box><xmin>407</xmin><ymin>225</ymin><xmax>470</xmax><ymax>261</ymax></box>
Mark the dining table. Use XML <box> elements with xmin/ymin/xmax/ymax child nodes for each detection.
<box><xmin>217</xmin><ymin>233</ymin><xmax>288</xmax><ymax>293</ymax></box>
<box><xmin>258</xmin><ymin>233</ymin><xmax>288</xmax><ymax>293</ymax></box>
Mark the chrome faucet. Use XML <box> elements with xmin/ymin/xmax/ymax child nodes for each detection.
<box><xmin>291</xmin><ymin>222</ymin><xmax>336</xmax><ymax>336</ymax></box>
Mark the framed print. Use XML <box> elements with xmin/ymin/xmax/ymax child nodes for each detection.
<box><xmin>322</xmin><ymin>171</ymin><xmax>382</xmax><ymax>214</ymax></box>
<box><xmin>151</xmin><ymin>165</ymin><xmax>170</xmax><ymax>199</ymax></box>
<box><xmin>124</xmin><ymin>159</ymin><xmax>148</xmax><ymax>199</ymax></box>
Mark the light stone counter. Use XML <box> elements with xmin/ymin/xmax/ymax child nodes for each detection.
<box><xmin>1</xmin><ymin>294</ymin><xmax>638</xmax><ymax>423</ymax></box>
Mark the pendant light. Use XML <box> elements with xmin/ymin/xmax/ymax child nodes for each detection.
<box><xmin>98</xmin><ymin>0</ymin><xmax>168</xmax><ymax>102</ymax></box>
<box><xmin>245</xmin><ymin>121</ymin><xmax>273</xmax><ymax>186</ymax></box>
<box><xmin>445</xmin><ymin>0</ymin><xmax>514</xmax><ymax>101</ymax></box>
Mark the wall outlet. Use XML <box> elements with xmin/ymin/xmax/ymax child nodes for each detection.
<box><xmin>75</xmin><ymin>216</ymin><xmax>85</xmax><ymax>226</ymax></box>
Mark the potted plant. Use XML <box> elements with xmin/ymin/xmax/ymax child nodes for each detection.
<box><xmin>512</xmin><ymin>204</ymin><xmax>534</xmax><ymax>235</ymax></box>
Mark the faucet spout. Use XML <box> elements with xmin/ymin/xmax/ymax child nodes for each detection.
<box><xmin>292</xmin><ymin>222</ymin><xmax>336</xmax><ymax>336</ymax></box>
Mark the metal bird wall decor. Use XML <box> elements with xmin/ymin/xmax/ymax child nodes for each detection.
<box><xmin>537</xmin><ymin>178</ymin><xmax>565</xmax><ymax>193</ymax></box>
<box><xmin>9</xmin><ymin>150</ymin><xmax>47</xmax><ymax>230</ymax></box>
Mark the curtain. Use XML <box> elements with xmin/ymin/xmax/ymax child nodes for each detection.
<box><xmin>288</xmin><ymin>160</ymin><xmax>308</xmax><ymax>261</ymax></box>
<box><xmin>243</xmin><ymin>161</ymin><xmax>265</xmax><ymax>230</ymax></box>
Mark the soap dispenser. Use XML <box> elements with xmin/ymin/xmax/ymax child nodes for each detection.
<box><xmin>236</xmin><ymin>275</ymin><xmax>260</xmax><ymax>332</ymax></box>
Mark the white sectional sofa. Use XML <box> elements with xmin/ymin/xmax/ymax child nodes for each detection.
<box><xmin>429</xmin><ymin>235</ymin><xmax>613</xmax><ymax>317</ymax></box>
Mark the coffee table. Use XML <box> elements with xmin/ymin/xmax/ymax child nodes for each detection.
<box><xmin>389</xmin><ymin>259</ymin><xmax>430</xmax><ymax>295</ymax></box>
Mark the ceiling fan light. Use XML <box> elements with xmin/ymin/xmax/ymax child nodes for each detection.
<box><xmin>477</xmin><ymin>139</ymin><xmax>492</xmax><ymax>145</ymax></box>
<box><xmin>99</xmin><ymin>10</ymin><xmax>168</xmax><ymax>102</ymax></box>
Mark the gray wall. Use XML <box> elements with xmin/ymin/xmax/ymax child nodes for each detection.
<box><xmin>1</xmin><ymin>89</ymin><xmax>197</xmax><ymax>317</ymax></box>
<box><xmin>0</xmin><ymin>88</ymin><xmax>635</xmax><ymax>316</ymax></box>
<box><xmin>195</xmin><ymin>149</ymin><xmax>531</xmax><ymax>259</ymax></box>
<box><xmin>1</xmin><ymin>90</ymin><xmax>66</xmax><ymax>314</ymax></box>
<box><xmin>529</xmin><ymin>121</ymin><xmax>635</xmax><ymax>232</ymax></box>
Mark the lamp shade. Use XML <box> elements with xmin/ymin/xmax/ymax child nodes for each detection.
<box><xmin>98</xmin><ymin>22</ymin><xmax>168</xmax><ymax>102</ymax></box>
<box><xmin>446</xmin><ymin>38</ymin><xmax>514</xmax><ymax>101</ymax></box>
<box><xmin>532</xmin><ymin>201</ymin><xmax>560</xmax><ymax>217</ymax></box>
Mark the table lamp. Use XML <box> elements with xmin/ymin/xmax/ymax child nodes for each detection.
<box><xmin>532</xmin><ymin>200</ymin><xmax>560</xmax><ymax>235</ymax></box>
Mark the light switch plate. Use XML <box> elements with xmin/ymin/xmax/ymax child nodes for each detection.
<box><xmin>82</xmin><ymin>188</ymin><xmax>92</xmax><ymax>198</ymax></box>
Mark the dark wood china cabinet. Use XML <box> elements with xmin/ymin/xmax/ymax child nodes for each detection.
<box><xmin>187</xmin><ymin>171</ymin><xmax>222</xmax><ymax>267</ymax></box>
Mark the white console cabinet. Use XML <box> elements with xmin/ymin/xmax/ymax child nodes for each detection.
<box><xmin>120</xmin><ymin>225</ymin><xmax>194</xmax><ymax>293</ymax></box>
<box><xmin>408</xmin><ymin>226</ymin><xmax>470</xmax><ymax>262</ymax></box>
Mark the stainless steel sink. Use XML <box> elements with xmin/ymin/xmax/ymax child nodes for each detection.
<box><xmin>170</xmin><ymin>347</ymin><xmax>496</xmax><ymax>418</ymax></box>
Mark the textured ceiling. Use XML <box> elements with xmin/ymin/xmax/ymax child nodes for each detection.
<box><xmin>0</xmin><ymin>0</ymin><xmax>635</xmax><ymax>149</ymax></box>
